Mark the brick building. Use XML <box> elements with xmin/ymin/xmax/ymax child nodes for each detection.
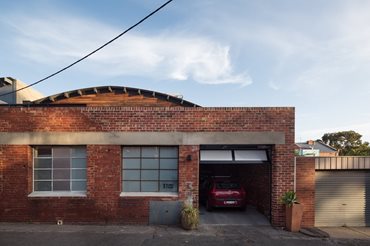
<box><xmin>0</xmin><ymin>84</ymin><xmax>295</xmax><ymax>227</ymax></box>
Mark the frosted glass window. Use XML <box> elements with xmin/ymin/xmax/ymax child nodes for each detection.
<box><xmin>53</xmin><ymin>169</ymin><xmax>70</xmax><ymax>180</ymax></box>
<box><xmin>122</xmin><ymin>146</ymin><xmax>178</xmax><ymax>193</ymax></box>
<box><xmin>34</xmin><ymin>170</ymin><xmax>51</xmax><ymax>180</ymax></box>
<box><xmin>160</xmin><ymin>181</ymin><xmax>177</xmax><ymax>192</ymax></box>
<box><xmin>53</xmin><ymin>148</ymin><xmax>70</xmax><ymax>158</ymax></box>
<box><xmin>160</xmin><ymin>159</ymin><xmax>177</xmax><ymax>169</ymax></box>
<box><xmin>160</xmin><ymin>147</ymin><xmax>178</xmax><ymax>158</ymax></box>
<box><xmin>72</xmin><ymin>169</ymin><xmax>86</xmax><ymax>179</ymax></box>
<box><xmin>53</xmin><ymin>181</ymin><xmax>70</xmax><ymax>191</ymax></box>
<box><xmin>160</xmin><ymin>170</ymin><xmax>178</xmax><ymax>181</ymax></box>
<box><xmin>142</xmin><ymin>147</ymin><xmax>159</xmax><ymax>158</ymax></box>
<box><xmin>34</xmin><ymin>159</ymin><xmax>52</xmax><ymax>168</ymax></box>
<box><xmin>123</xmin><ymin>147</ymin><xmax>140</xmax><ymax>158</ymax></box>
<box><xmin>142</xmin><ymin>159</ymin><xmax>159</xmax><ymax>169</ymax></box>
<box><xmin>72</xmin><ymin>148</ymin><xmax>86</xmax><ymax>158</ymax></box>
<box><xmin>34</xmin><ymin>181</ymin><xmax>51</xmax><ymax>191</ymax></box>
<box><xmin>72</xmin><ymin>181</ymin><xmax>86</xmax><ymax>191</ymax></box>
<box><xmin>123</xmin><ymin>159</ymin><xmax>141</xmax><ymax>169</ymax></box>
<box><xmin>141</xmin><ymin>170</ymin><xmax>159</xmax><ymax>180</ymax></box>
<box><xmin>200</xmin><ymin>150</ymin><xmax>233</xmax><ymax>161</ymax></box>
<box><xmin>54</xmin><ymin>158</ymin><xmax>70</xmax><ymax>168</ymax></box>
<box><xmin>123</xmin><ymin>170</ymin><xmax>140</xmax><ymax>180</ymax></box>
<box><xmin>123</xmin><ymin>181</ymin><xmax>140</xmax><ymax>192</ymax></box>
<box><xmin>141</xmin><ymin>181</ymin><xmax>159</xmax><ymax>192</ymax></box>
<box><xmin>72</xmin><ymin>158</ymin><xmax>86</xmax><ymax>168</ymax></box>
<box><xmin>234</xmin><ymin>150</ymin><xmax>268</xmax><ymax>161</ymax></box>
<box><xmin>33</xmin><ymin>146</ymin><xmax>87</xmax><ymax>193</ymax></box>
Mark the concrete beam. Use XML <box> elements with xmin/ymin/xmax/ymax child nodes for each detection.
<box><xmin>0</xmin><ymin>131</ymin><xmax>285</xmax><ymax>145</ymax></box>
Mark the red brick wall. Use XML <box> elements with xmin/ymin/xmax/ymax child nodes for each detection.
<box><xmin>0</xmin><ymin>106</ymin><xmax>294</xmax><ymax>225</ymax></box>
<box><xmin>271</xmin><ymin>144</ymin><xmax>296</xmax><ymax>226</ymax></box>
<box><xmin>296</xmin><ymin>157</ymin><xmax>315</xmax><ymax>227</ymax></box>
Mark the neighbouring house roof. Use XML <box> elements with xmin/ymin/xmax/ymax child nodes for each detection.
<box><xmin>32</xmin><ymin>85</ymin><xmax>200</xmax><ymax>107</ymax></box>
<box><xmin>296</xmin><ymin>140</ymin><xmax>337</xmax><ymax>153</ymax></box>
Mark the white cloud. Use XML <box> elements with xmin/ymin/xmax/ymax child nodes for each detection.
<box><xmin>5</xmin><ymin>14</ymin><xmax>251</xmax><ymax>86</ymax></box>
<box><xmin>268</xmin><ymin>81</ymin><xmax>280</xmax><ymax>90</ymax></box>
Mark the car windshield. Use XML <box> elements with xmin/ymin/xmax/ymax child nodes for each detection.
<box><xmin>215</xmin><ymin>181</ymin><xmax>240</xmax><ymax>189</ymax></box>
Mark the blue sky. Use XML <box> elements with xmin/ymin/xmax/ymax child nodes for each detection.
<box><xmin>1</xmin><ymin>0</ymin><xmax>370</xmax><ymax>142</ymax></box>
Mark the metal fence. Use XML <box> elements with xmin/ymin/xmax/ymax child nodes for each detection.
<box><xmin>315</xmin><ymin>156</ymin><xmax>370</xmax><ymax>170</ymax></box>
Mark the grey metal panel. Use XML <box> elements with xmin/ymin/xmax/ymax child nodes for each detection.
<box><xmin>315</xmin><ymin>171</ymin><xmax>370</xmax><ymax>227</ymax></box>
<box><xmin>149</xmin><ymin>201</ymin><xmax>182</xmax><ymax>225</ymax></box>
<box><xmin>315</xmin><ymin>157</ymin><xmax>370</xmax><ymax>170</ymax></box>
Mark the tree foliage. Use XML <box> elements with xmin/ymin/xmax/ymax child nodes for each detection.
<box><xmin>321</xmin><ymin>130</ymin><xmax>370</xmax><ymax>156</ymax></box>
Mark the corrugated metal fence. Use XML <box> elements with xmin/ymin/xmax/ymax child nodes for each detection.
<box><xmin>315</xmin><ymin>156</ymin><xmax>370</xmax><ymax>170</ymax></box>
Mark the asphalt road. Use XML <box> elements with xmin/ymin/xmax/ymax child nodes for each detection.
<box><xmin>0</xmin><ymin>223</ymin><xmax>369</xmax><ymax>246</ymax></box>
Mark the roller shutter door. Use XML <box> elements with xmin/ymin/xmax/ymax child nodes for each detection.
<box><xmin>315</xmin><ymin>171</ymin><xmax>370</xmax><ymax>226</ymax></box>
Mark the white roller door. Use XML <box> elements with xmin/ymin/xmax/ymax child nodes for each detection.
<box><xmin>315</xmin><ymin>171</ymin><xmax>370</xmax><ymax>227</ymax></box>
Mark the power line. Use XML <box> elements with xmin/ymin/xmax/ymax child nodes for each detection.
<box><xmin>0</xmin><ymin>0</ymin><xmax>174</xmax><ymax>98</ymax></box>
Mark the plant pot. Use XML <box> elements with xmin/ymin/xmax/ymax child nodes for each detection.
<box><xmin>181</xmin><ymin>212</ymin><xmax>199</xmax><ymax>230</ymax></box>
<box><xmin>285</xmin><ymin>203</ymin><xmax>303</xmax><ymax>232</ymax></box>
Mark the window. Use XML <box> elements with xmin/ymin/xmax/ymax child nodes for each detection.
<box><xmin>33</xmin><ymin>146</ymin><xmax>87</xmax><ymax>194</ymax></box>
<box><xmin>200</xmin><ymin>149</ymin><xmax>268</xmax><ymax>163</ymax></box>
<box><xmin>122</xmin><ymin>146</ymin><xmax>178</xmax><ymax>193</ymax></box>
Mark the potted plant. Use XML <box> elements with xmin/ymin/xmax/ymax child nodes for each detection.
<box><xmin>180</xmin><ymin>204</ymin><xmax>199</xmax><ymax>230</ymax></box>
<box><xmin>281</xmin><ymin>191</ymin><xmax>303</xmax><ymax>232</ymax></box>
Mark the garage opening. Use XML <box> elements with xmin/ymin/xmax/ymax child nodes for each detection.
<box><xmin>199</xmin><ymin>145</ymin><xmax>272</xmax><ymax>225</ymax></box>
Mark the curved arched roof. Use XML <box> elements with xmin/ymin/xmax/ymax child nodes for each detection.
<box><xmin>32</xmin><ymin>85</ymin><xmax>200</xmax><ymax>107</ymax></box>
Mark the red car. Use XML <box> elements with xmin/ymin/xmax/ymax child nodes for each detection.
<box><xmin>201</xmin><ymin>177</ymin><xmax>247</xmax><ymax>211</ymax></box>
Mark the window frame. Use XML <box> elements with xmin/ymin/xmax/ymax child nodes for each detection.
<box><xmin>30</xmin><ymin>146</ymin><xmax>87</xmax><ymax>197</ymax></box>
<box><xmin>121</xmin><ymin>146</ymin><xmax>179</xmax><ymax>197</ymax></box>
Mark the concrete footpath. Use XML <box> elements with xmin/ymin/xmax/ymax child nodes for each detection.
<box><xmin>0</xmin><ymin>223</ymin><xmax>369</xmax><ymax>246</ymax></box>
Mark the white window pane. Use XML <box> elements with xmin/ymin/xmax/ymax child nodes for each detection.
<box><xmin>123</xmin><ymin>147</ymin><xmax>140</xmax><ymax>158</ymax></box>
<box><xmin>53</xmin><ymin>181</ymin><xmax>70</xmax><ymax>191</ymax></box>
<box><xmin>53</xmin><ymin>148</ymin><xmax>70</xmax><ymax>158</ymax></box>
<box><xmin>142</xmin><ymin>147</ymin><xmax>159</xmax><ymax>158</ymax></box>
<box><xmin>35</xmin><ymin>147</ymin><xmax>52</xmax><ymax>157</ymax></box>
<box><xmin>72</xmin><ymin>158</ymin><xmax>86</xmax><ymax>168</ymax></box>
<box><xmin>160</xmin><ymin>147</ymin><xmax>178</xmax><ymax>158</ymax></box>
<box><xmin>142</xmin><ymin>159</ymin><xmax>159</xmax><ymax>169</ymax></box>
<box><xmin>160</xmin><ymin>181</ymin><xmax>177</xmax><ymax>192</ymax></box>
<box><xmin>123</xmin><ymin>181</ymin><xmax>140</xmax><ymax>192</ymax></box>
<box><xmin>200</xmin><ymin>150</ymin><xmax>233</xmax><ymax>161</ymax></box>
<box><xmin>34</xmin><ymin>181</ymin><xmax>51</xmax><ymax>191</ymax></box>
<box><xmin>34</xmin><ymin>158</ymin><xmax>52</xmax><ymax>168</ymax></box>
<box><xmin>54</xmin><ymin>158</ymin><xmax>70</xmax><ymax>168</ymax></box>
<box><xmin>71</xmin><ymin>148</ymin><xmax>86</xmax><ymax>158</ymax></box>
<box><xmin>53</xmin><ymin>169</ymin><xmax>70</xmax><ymax>180</ymax></box>
<box><xmin>160</xmin><ymin>170</ymin><xmax>178</xmax><ymax>181</ymax></box>
<box><xmin>234</xmin><ymin>150</ymin><xmax>267</xmax><ymax>161</ymax></box>
<box><xmin>72</xmin><ymin>181</ymin><xmax>86</xmax><ymax>191</ymax></box>
<box><xmin>141</xmin><ymin>181</ymin><xmax>158</xmax><ymax>192</ymax></box>
<box><xmin>34</xmin><ymin>170</ymin><xmax>51</xmax><ymax>180</ymax></box>
<box><xmin>123</xmin><ymin>170</ymin><xmax>140</xmax><ymax>180</ymax></box>
<box><xmin>160</xmin><ymin>159</ymin><xmax>178</xmax><ymax>169</ymax></box>
<box><xmin>141</xmin><ymin>170</ymin><xmax>158</xmax><ymax>180</ymax></box>
<box><xmin>123</xmin><ymin>159</ymin><xmax>141</xmax><ymax>169</ymax></box>
<box><xmin>72</xmin><ymin>169</ymin><xmax>86</xmax><ymax>180</ymax></box>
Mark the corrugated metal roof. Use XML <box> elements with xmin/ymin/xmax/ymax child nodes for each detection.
<box><xmin>32</xmin><ymin>85</ymin><xmax>200</xmax><ymax>107</ymax></box>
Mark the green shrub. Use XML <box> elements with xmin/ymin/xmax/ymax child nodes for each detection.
<box><xmin>280</xmin><ymin>191</ymin><xmax>298</xmax><ymax>207</ymax></box>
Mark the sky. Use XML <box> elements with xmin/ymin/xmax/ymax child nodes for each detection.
<box><xmin>1</xmin><ymin>0</ymin><xmax>370</xmax><ymax>142</ymax></box>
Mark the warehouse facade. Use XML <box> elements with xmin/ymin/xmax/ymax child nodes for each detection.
<box><xmin>0</xmin><ymin>85</ymin><xmax>295</xmax><ymax>226</ymax></box>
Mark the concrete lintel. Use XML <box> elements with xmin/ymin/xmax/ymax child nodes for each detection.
<box><xmin>0</xmin><ymin>132</ymin><xmax>285</xmax><ymax>145</ymax></box>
